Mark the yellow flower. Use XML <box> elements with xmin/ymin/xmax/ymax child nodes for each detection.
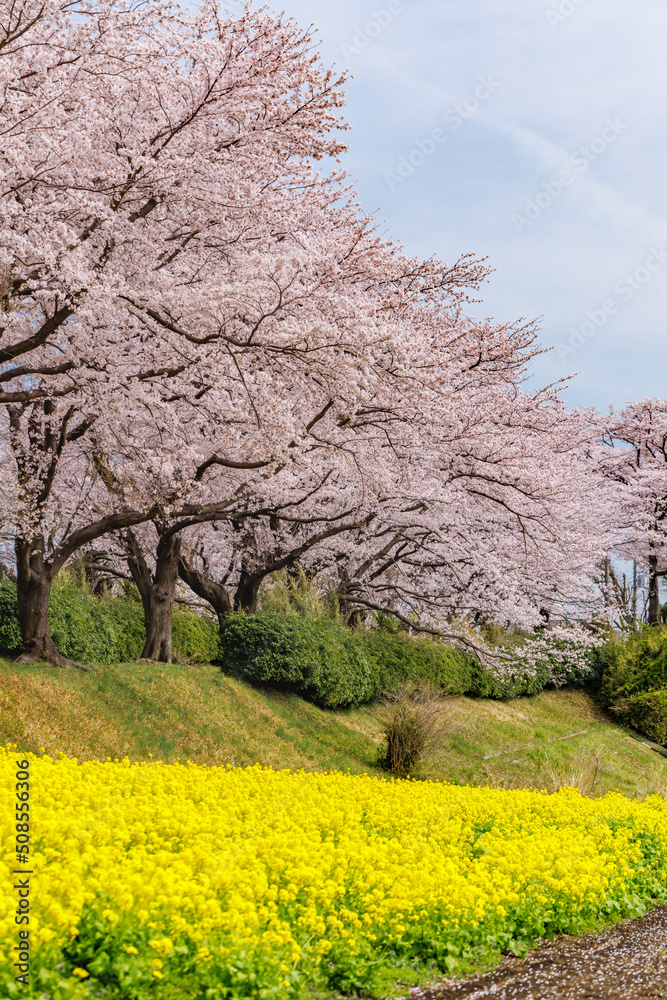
<box><xmin>149</xmin><ymin>938</ymin><xmax>173</xmax><ymax>957</ymax></box>
<box><xmin>2</xmin><ymin>745</ymin><xmax>667</xmax><ymax>995</ymax></box>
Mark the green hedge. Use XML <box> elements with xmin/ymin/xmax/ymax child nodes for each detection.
<box><xmin>359</xmin><ymin>629</ymin><xmax>475</xmax><ymax>696</ymax></box>
<box><xmin>0</xmin><ymin>581</ymin><xmax>221</xmax><ymax>664</ymax></box>
<box><xmin>221</xmin><ymin>611</ymin><xmax>545</xmax><ymax>708</ymax></box>
<box><xmin>0</xmin><ymin>577</ymin><xmax>600</xmax><ymax>707</ymax></box>
<box><xmin>466</xmin><ymin>658</ymin><xmax>553</xmax><ymax>700</ymax></box>
<box><xmin>598</xmin><ymin>626</ymin><xmax>667</xmax><ymax>707</ymax></box>
<box><xmin>221</xmin><ymin>613</ymin><xmax>601</xmax><ymax>709</ymax></box>
<box><xmin>612</xmin><ymin>689</ymin><xmax>667</xmax><ymax>744</ymax></box>
<box><xmin>594</xmin><ymin>626</ymin><xmax>667</xmax><ymax>745</ymax></box>
<box><xmin>220</xmin><ymin>612</ymin><xmax>376</xmax><ymax>708</ymax></box>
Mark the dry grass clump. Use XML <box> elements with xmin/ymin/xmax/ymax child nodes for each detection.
<box><xmin>377</xmin><ymin>681</ymin><xmax>449</xmax><ymax>776</ymax></box>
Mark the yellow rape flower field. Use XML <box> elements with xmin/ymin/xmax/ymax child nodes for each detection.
<box><xmin>2</xmin><ymin>746</ymin><xmax>667</xmax><ymax>999</ymax></box>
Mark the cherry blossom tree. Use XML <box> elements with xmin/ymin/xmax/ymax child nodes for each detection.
<box><xmin>163</xmin><ymin>338</ymin><xmax>611</xmax><ymax>650</ymax></box>
<box><xmin>67</xmin><ymin>310</ymin><xmax>526</xmax><ymax>657</ymax></box>
<box><xmin>0</xmin><ymin>0</ymin><xmax>615</xmax><ymax>672</ymax></box>
<box><xmin>0</xmin><ymin>397</ymin><xmax>161</xmax><ymax>664</ymax></box>
<box><xmin>1</xmin><ymin>0</ymin><xmax>486</xmax><ymax>661</ymax></box>
<box><xmin>600</xmin><ymin>399</ymin><xmax>667</xmax><ymax>625</ymax></box>
<box><xmin>0</xmin><ymin>0</ymin><xmax>355</xmax><ymax>661</ymax></box>
<box><xmin>82</xmin><ymin>466</ymin><xmax>370</xmax><ymax>660</ymax></box>
<box><xmin>177</xmin><ymin>468</ymin><xmax>375</xmax><ymax>625</ymax></box>
<box><xmin>0</xmin><ymin>0</ymin><xmax>348</xmax><ymax>402</ymax></box>
<box><xmin>68</xmin><ymin>300</ymin><xmax>616</xmax><ymax>664</ymax></box>
<box><xmin>295</xmin><ymin>395</ymin><xmax>608</xmax><ymax>629</ymax></box>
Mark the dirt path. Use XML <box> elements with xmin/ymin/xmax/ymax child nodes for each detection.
<box><xmin>409</xmin><ymin>906</ymin><xmax>667</xmax><ymax>999</ymax></box>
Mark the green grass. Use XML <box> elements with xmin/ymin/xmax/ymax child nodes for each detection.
<box><xmin>420</xmin><ymin>687</ymin><xmax>667</xmax><ymax>797</ymax></box>
<box><xmin>2</xmin><ymin>657</ymin><xmax>667</xmax><ymax>797</ymax></box>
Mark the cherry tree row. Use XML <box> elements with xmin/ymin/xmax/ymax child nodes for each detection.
<box><xmin>1</xmin><ymin>0</ymin><xmax>658</xmax><ymax>666</ymax></box>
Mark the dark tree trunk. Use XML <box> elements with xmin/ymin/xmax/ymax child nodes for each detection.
<box><xmin>234</xmin><ymin>569</ymin><xmax>263</xmax><ymax>613</ymax></box>
<box><xmin>648</xmin><ymin>554</ymin><xmax>661</xmax><ymax>626</ymax></box>
<box><xmin>7</xmin><ymin>400</ymin><xmax>153</xmax><ymax>668</ymax></box>
<box><xmin>178</xmin><ymin>556</ymin><xmax>232</xmax><ymax>632</ymax></box>
<box><xmin>335</xmin><ymin>572</ymin><xmax>359</xmax><ymax>625</ymax></box>
<box><xmin>142</xmin><ymin>592</ymin><xmax>177</xmax><ymax>662</ymax></box>
<box><xmin>124</xmin><ymin>529</ymin><xmax>181</xmax><ymax>662</ymax></box>
<box><xmin>14</xmin><ymin>536</ymin><xmax>65</xmax><ymax>666</ymax></box>
<box><xmin>80</xmin><ymin>550</ymin><xmax>110</xmax><ymax>597</ymax></box>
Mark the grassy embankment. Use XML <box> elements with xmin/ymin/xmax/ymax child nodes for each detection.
<box><xmin>2</xmin><ymin>658</ymin><xmax>667</xmax><ymax>797</ymax></box>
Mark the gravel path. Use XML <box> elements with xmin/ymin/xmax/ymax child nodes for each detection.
<box><xmin>409</xmin><ymin>906</ymin><xmax>667</xmax><ymax>1000</ymax></box>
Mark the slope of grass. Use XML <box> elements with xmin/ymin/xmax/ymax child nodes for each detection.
<box><xmin>2</xmin><ymin>658</ymin><xmax>667</xmax><ymax>797</ymax></box>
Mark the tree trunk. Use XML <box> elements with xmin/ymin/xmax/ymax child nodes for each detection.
<box><xmin>14</xmin><ymin>536</ymin><xmax>65</xmax><ymax>666</ymax></box>
<box><xmin>335</xmin><ymin>572</ymin><xmax>359</xmax><ymax>625</ymax></box>
<box><xmin>648</xmin><ymin>554</ymin><xmax>661</xmax><ymax>626</ymax></box>
<box><xmin>124</xmin><ymin>529</ymin><xmax>181</xmax><ymax>662</ymax></box>
<box><xmin>234</xmin><ymin>569</ymin><xmax>263</xmax><ymax>613</ymax></box>
<box><xmin>178</xmin><ymin>555</ymin><xmax>232</xmax><ymax>632</ymax></box>
<box><xmin>142</xmin><ymin>590</ymin><xmax>177</xmax><ymax>662</ymax></box>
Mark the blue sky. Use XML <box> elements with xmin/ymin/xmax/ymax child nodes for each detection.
<box><xmin>267</xmin><ymin>0</ymin><xmax>667</xmax><ymax>410</ymax></box>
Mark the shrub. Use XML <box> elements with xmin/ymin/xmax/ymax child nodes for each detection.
<box><xmin>0</xmin><ymin>581</ymin><xmax>22</xmax><ymax>656</ymax></box>
<box><xmin>259</xmin><ymin>568</ymin><xmax>334</xmax><ymax>620</ymax></box>
<box><xmin>47</xmin><ymin>585</ymin><xmax>144</xmax><ymax>663</ymax></box>
<box><xmin>359</xmin><ymin>629</ymin><xmax>474</xmax><ymax>695</ymax></box>
<box><xmin>377</xmin><ymin>682</ymin><xmax>447</xmax><ymax>775</ymax></box>
<box><xmin>222</xmin><ymin>612</ymin><xmax>600</xmax><ymax>709</ymax></box>
<box><xmin>221</xmin><ymin>611</ymin><xmax>376</xmax><ymax>708</ymax></box>
<box><xmin>222</xmin><ymin>612</ymin><xmax>479</xmax><ymax>708</ymax></box>
<box><xmin>172</xmin><ymin>606</ymin><xmax>222</xmax><ymax>664</ymax></box>
<box><xmin>466</xmin><ymin>656</ymin><xmax>553</xmax><ymax>700</ymax></box>
<box><xmin>591</xmin><ymin>627</ymin><xmax>667</xmax><ymax>743</ymax></box>
<box><xmin>0</xmin><ymin>581</ymin><xmax>221</xmax><ymax>664</ymax></box>
<box><xmin>612</xmin><ymin>689</ymin><xmax>667</xmax><ymax>745</ymax></box>
<box><xmin>597</xmin><ymin>626</ymin><xmax>667</xmax><ymax>708</ymax></box>
<box><xmin>465</xmin><ymin>630</ymin><xmax>604</xmax><ymax>701</ymax></box>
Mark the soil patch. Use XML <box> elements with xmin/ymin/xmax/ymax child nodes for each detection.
<box><xmin>410</xmin><ymin>905</ymin><xmax>667</xmax><ymax>999</ymax></box>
